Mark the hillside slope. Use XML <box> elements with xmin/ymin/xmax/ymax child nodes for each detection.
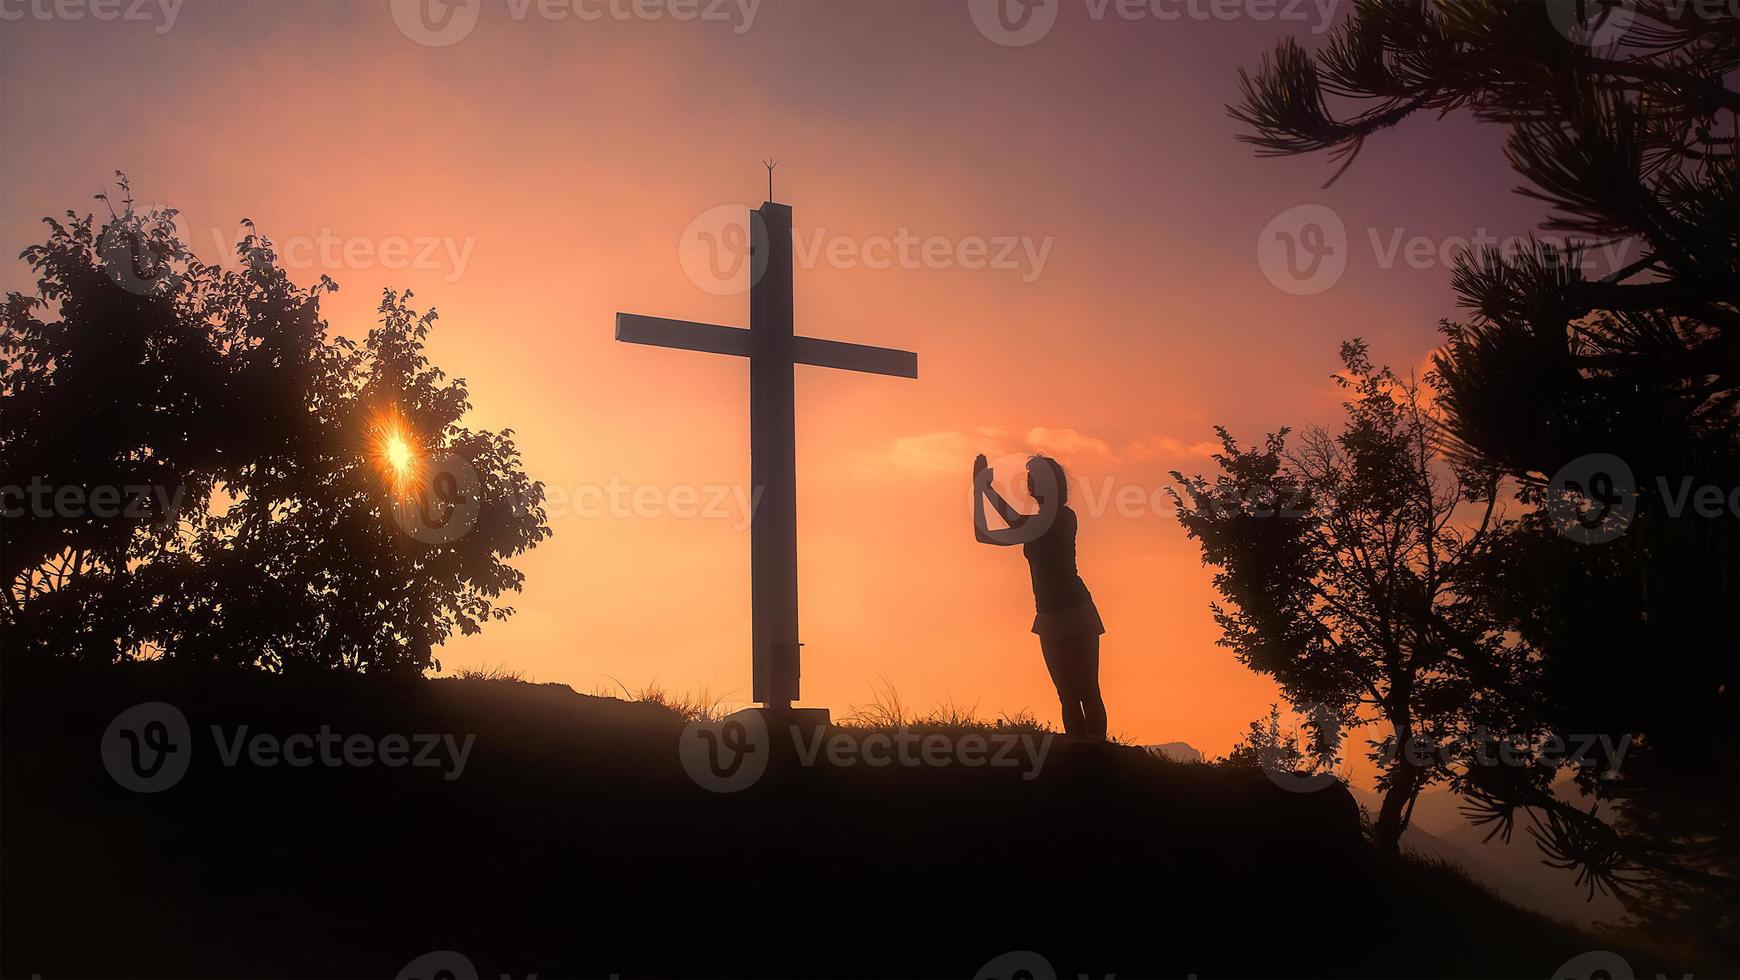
<box><xmin>1345</xmin><ymin>785</ymin><xmax>1628</xmax><ymax>929</ymax></box>
<box><xmin>0</xmin><ymin>659</ymin><xmax>1663</xmax><ymax>979</ymax></box>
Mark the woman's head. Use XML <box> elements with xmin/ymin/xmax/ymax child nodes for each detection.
<box><xmin>1026</xmin><ymin>455</ymin><xmax>1068</xmax><ymax>506</ymax></box>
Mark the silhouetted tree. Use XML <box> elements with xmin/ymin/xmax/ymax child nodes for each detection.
<box><xmin>1171</xmin><ymin>342</ymin><xmax>1520</xmax><ymax>854</ymax></box>
<box><xmin>1232</xmin><ymin>0</ymin><xmax>1737</xmax><ymax>946</ymax></box>
<box><xmin>2</xmin><ymin>177</ymin><xmax>550</xmax><ymax>673</ymax></box>
<box><xmin>1222</xmin><ymin>703</ymin><xmax>1323</xmax><ymax>776</ymax></box>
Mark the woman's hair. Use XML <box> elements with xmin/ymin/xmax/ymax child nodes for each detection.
<box><xmin>1026</xmin><ymin>455</ymin><xmax>1069</xmax><ymax>506</ymax></box>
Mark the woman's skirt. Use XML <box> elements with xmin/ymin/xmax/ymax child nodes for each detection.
<box><xmin>1031</xmin><ymin>601</ymin><xmax>1106</xmax><ymax>643</ymax></box>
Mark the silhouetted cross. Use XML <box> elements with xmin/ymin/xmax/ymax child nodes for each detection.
<box><xmin>616</xmin><ymin>200</ymin><xmax>918</xmax><ymax>708</ymax></box>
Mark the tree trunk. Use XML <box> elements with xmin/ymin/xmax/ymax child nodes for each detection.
<box><xmin>1372</xmin><ymin>719</ymin><xmax>1421</xmax><ymax>854</ymax></box>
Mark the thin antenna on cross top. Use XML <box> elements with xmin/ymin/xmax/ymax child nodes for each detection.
<box><xmin>763</xmin><ymin>158</ymin><xmax>778</xmax><ymax>203</ymax></box>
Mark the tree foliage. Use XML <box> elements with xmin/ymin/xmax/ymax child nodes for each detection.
<box><xmin>1222</xmin><ymin>703</ymin><xmax>1342</xmax><ymax>779</ymax></box>
<box><xmin>1231</xmin><ymin>0</ymin><xmax>1737</xmax><ymax>947</ymax></box>
<box><xmin>1</xmin><ymin>177</ymin><xmax>550</xmax><ymax>673</ymax></box>
<box><xmin>1172</xmin><ymin>343</ymin><xmax>1519</xmax><ymax>853</ymax></box>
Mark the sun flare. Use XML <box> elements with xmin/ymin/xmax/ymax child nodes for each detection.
<box><xmin>370</xmin><ymin>410</ymin><xmax>421</xmax><ymax>492</ymax></box>
<box><xmin>383</xmin><ymin>433</ymin><xmax>415</xmax><ymax>478</ymax></box>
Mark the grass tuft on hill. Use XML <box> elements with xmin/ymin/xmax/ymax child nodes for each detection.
<box><xmin>2</xmin><ymin>656</ymin><xmax>1690</xmax><ymax>979</ymax></box>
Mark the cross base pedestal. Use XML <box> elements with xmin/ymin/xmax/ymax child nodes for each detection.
<box><xmin>732</xmin><ymin>705</ymin><xmax>831</xmax><ymax>780</ymax></box>
<box><xmin>745</xmin><ymin>705</ymin><xmax>831</xmax><ymax>734</ymax></box>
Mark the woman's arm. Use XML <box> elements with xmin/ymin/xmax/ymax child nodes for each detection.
<box><xmin>982</xmin><ymin>484</ymin><xmax>1024</xmax><ymax>526</ymax></box>
<box><xmin>974</xmin><ymin>454</ymin><xmax>1024</xmax><ymax>546</ymax></box>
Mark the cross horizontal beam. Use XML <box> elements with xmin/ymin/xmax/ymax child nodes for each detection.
<box><xmin>616</xmin><ymin>313</ymin><xmax>918</xmax><ymax>379</ymax></box>
<box><xmin>794</xmin><ymin>336</ymin><xmax>918</xmax><ymax>379</ymax></box>
<box><xmin>616</xmin><ymin>313</ymin><xmax>750</xmax><ymax>357</ymax></box>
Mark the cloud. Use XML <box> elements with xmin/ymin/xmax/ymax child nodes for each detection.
<box><xmin>886</xmin><ymin>428</ymin><xmax>1012</xmax><ymax>474</ymax></box>
<box><xmin>1025</xmin><ymin>426</ymin><xmax>1112</xmax><ymax>459</ymax></box>
<box><xmin>1124</xmin><ymin>434</ymin><xmax>1219</xmax><ymax>462</ymax></box>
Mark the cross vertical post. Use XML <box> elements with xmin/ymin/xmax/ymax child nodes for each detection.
<box><xmin>615</xmin><ymin>191</ymin><xmax>916</xmax><ymax>713</ymax></box>
<box><xmin>749</xmin><ymin>202</ymin><xmax>800</xmax><ymax>707</ymax></box>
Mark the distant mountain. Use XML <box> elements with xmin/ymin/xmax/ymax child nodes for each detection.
<box><xmin>1349</xmin><ymin>786</ymin><xmax>1626</xmax><ymax>927</ymax></box>
<box><xmin>1143</xmin><ymin>741</ymin><xmax>1204</xmax><ymax>764</ymax></box>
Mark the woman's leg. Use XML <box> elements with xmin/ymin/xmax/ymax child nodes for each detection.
<box><xmin>1039</xmin><ymin>634</ymin><xmax>1086</xmax><ymax>736</ymax></box>
<box><xmin>1069</xmin><ymin>633</ymin><xmax>1108</xmax><ymax>739</ymax></box>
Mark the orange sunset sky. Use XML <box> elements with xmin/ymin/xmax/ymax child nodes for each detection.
<box><xmin>2</xmin><ymin>0</ymin><xmax>1564</xmax><ymax>757</ymax></box>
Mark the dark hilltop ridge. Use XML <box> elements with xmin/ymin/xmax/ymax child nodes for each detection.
<box><xmin>1</xmin><ymin>657</ymin><xmax>1681</xmax><ymax>979</ymax></box>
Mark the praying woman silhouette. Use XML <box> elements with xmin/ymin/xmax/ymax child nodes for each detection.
<box><xmin>974</xmin><ymin>453</ymin><xmax>1108</xmax><ymax>740</ymax></box>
